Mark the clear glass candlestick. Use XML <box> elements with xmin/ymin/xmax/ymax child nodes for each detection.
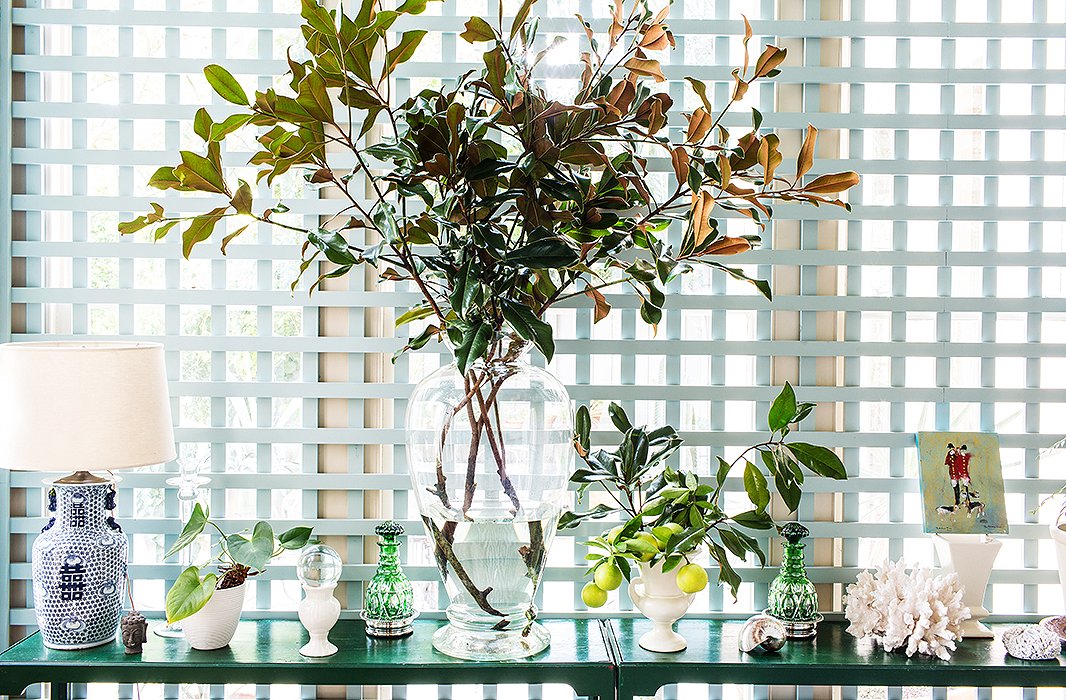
<box><xmin>155</xmin><ymin>459</ymin><xmax>210</xmax><ymax>639</ymax></box>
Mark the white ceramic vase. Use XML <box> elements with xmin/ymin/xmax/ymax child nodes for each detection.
<box><xmin>299</xmin><ymin>583</ymin><xmax>340</xmax><ymax>657</ymax></box>
<box><xmin>181</xmin><ymin>582</ymin><xmax>246</xmax><ymax>650</ymax></box>
<box><xmin>933</xmin><ymin>533</ymin><xmax>1001</xmax><ymax>638</ymax></box>
<box><xmin>628</xmin><ymin>558</ymin><xmax>697</xmax><ymax>653</ymax></box>
<box><xmin>1050</xmin><ymin>522</ymin><xmax>1066</xmax><ymax>611</ymax></box>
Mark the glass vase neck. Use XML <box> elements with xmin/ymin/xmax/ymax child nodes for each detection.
<box><xmin>781</xmin><ymin>541</ymin><xmax>807</xmax><ymax>575</ymax></box>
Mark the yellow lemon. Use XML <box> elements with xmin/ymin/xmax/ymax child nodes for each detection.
<box><xmin>676</xmin><ymin>563</ymin><xmax>708</xmax><ymax>594</ymax></box>
<box><xmin>594</xmin><ymin>562</ymin><xmax>623</xmax><ymax>591</ymax></box>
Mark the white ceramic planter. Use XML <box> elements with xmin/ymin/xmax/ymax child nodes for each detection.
<box><xmin>1050</xmin><ymin>522</ymin><xmax>1066</xmax><ymax>611</ymax></box>
<box><xmin>181</xmin><ymin>582</ymin><xmax>246</xmax><ymax>650</ymax></box>
<box><xmin>932</xmin><ymin>533</ymin><xmax>1001</xmax><ymax>638</ymax></box>
<box><xmin>628</xmin><ymin>556</ymin><xmax>699</xmax><ymax>653</ymax></box>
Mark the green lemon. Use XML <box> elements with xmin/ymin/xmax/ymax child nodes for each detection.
<box><xmin>581</xmin><ymin>581</ymin><xmax>609</xmax><ymax>608</ymax></box>
<box><xmin>663</xmin><ymin>522</ymin><xmax>684</xmax><ymax>536</ymax></box>
<box><xmin>627</xmin><ymin>532</ymin><xmax>662</xmax><ymax>562</ymax></box>
<box><xmin>594</xmin><ymin>562</ymin><xmax>623</xmax><ymax>591</ymax></box>
<box><xmin>607</xmin><ymin>525</ymin><xmax>625</xmax><ymax>543</ymax></box>
<box><xmin>675</xmin><ymin>563</ymin><xmax>709</xmax><ymax>594</ymax></box>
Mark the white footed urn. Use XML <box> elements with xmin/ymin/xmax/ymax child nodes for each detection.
<box><xmin>298</xmin><ymin>583</ymin><xmax>341</xmax><ymax>657</ymax></box>
<box><xmin>628</xmin><ymin>558</ymin><xmax>698</xmax><ymax>652</ymax></box>
<box><xmin>933</xmin><ymin>533</ymin><xmax>1001</xmax><ymax>638</ymax></box>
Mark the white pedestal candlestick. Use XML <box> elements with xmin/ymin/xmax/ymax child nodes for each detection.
<box><xmin>299</xmin><ymin>583</ymin><xmax>341</xmax><ymax>657</ymax></box>
<box><xmin>933</xmin><ymin>533</ymin><xmax>1002</xmax><ymax>638</ymax></box>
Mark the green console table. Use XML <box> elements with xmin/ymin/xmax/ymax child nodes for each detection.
<box><xmin>0</xmin><ymin>618</ymin><xmax>615</xmax><ymax>700</ymax></box>
<box><xmin>3</xmin><ymin>617</ymin><xmax>1065</xmax><ymax>700</ymax></box>
<box><xmin>607</xmin><ymin>619</ymin><xmax>1066</xmax><ymax>700</ymax></box>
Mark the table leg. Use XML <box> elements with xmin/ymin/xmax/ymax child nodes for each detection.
<box><xmin>50</xmin><ymin>682</ymin><xmax>70</xmax><ymax>700</ymax></box>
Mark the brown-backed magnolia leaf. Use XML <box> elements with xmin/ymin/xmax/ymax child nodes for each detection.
<box><xmin>624</xmin><ymin>58</ymin><xmax>666</xmax><ymax>82</ymax></box>
<box><xmin>230</xmin><ymin>180</ymin><xmax>253</xmax><ymax>215</ymax></box>
<box><xmin>690</xmin><ymin>190</ymin><xmax>715</xmax><ymax>247</ymax></box>
<box><xmin>731</xmin><ymin>69</ymin><xmax>749</xmax><ymax>101</ymax></box>
<box><xmin>702</xmin><ymin>236</ymin><xmax>751</xmax><ymax>255</ymax></box>
<box><xmin>460</xmin><ymin>16</ymin><xmax>495</xmax><ymax>43</ymax></box>
<box><xmin>754</xmin><ymin>45</ymin><xmax>787</xmax><ymax>78</ymax></box>
<box><xmin>796</xmin><ymin>124</ymin><xmax>817</xmax><ymax>180</ymax></box>
<box><xmin>758</xmin><ymin>134</ymin><xmax>782</xmax><ymax>185</ymax></box>
<box><xmin>686</xmin><ymin>107</ymin><xmax>712</xmax><ymax>143</ymax></box>
<box><xmin>803</xmin><ymin>171</ymin><xmax>860</xmax><ymax>194</ymax></box>
<box><xmin>220</xmin><ymin>224</ymin><xmax>250</xmax><ymax>255</ymax></box>
<box><xmin>718</xmin><ymin>153</ymin><xmax>732</xmax><ymax>189</ymax></box>
<box><xmin>670</xmin><ymin>146</ymin><xmax>690</xmax><ymax>185</ymax></box>
<box><xmin>640</xmin><ymin>24</ymin><xmax>671</xmax><ymax>51</ymax></box>
<box><xmin>741</xmin><ymin>15</ymin><xmax>753</xmax><ymax>75</ymax></box>
<box><xmin>584</xmin><ymin>285</ymin><xmax>611</xmax><ymax>323</ymax></box>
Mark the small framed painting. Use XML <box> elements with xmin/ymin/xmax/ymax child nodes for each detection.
<box><xmin>916</xmin><ymin>432</ymin><xmax>1008</xmax><ymax>535</ymax></box>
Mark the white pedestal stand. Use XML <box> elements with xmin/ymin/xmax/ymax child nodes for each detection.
<box><xmin>933</xmin><ymin>533</ymin><xmax>1002</xmax><ymax>638</ymax></box>
<box><xmin>299</xmin><ymin>583</ymin><xmax>340</xmax><ymax>657</ymax></box>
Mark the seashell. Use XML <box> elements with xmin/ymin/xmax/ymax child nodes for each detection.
<box><xmin>1002</xmin><ymin>625</ymin><xmax>1061</xmax><ymax>660</ymax></box>
<box><xmin>739</xmin><ymin>614</ymin><xmax>787</xmax><ymax>654</ymax></box>
<box><xmin>1039</xmin><ymin>616</ymin><xmax>1066</xmax><ymax>645</ymax></box>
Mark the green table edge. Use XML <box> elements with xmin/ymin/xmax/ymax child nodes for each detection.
<box><xmin>0</xmin><ymin>618</ymin><xmax>617</xmax><ymax>700</ymax></box>
<box><xmin>608</xmin><ymin>619</ymin><xmax>1066</xmax><ymax>700</ymax></box>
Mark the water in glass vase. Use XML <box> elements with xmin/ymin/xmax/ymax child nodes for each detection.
<box><xmin>423</xmin><ymin>512</ymin><xmax>559</xmax><ymax>659</ymax></box>
<box><xmin>406</xmin><ymin>335</ymin><xmax>572</xmax><ymax>660</ymax></box>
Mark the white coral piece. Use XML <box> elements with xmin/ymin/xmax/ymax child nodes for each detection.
<box><xmin>844</xmin><ymin>559</ymin><xmax>970</xmax><ymax>660</ymax></box>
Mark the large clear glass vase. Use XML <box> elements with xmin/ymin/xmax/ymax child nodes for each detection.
<box><xmin>405</xmin><ymin>335</ymin><xmax>572</xmax><ymax>660</ymax></box>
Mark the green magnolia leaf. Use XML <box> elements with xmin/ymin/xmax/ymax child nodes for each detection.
<box><xmin>176</xmin><ymin>151</ymin><xmax>227</xmax><ymax>194</ymax></box>
<box><xmin>204</xmin><ymin>64</ymin><xmax>249</xmax><ymax>106</ymax></box>
<box><xmin>182</xmin><ymin>208</ymin><xmax>228</xmax><ymax>259</ymax></box>
<box><xmin>454</xmin><ymin>321</ymin><xmax>493</xmax><ymax>374</ymax></box>
<box><xmin>731</xmin><ymin>509</ymin><xmax>775</xmax><ymax>530</ymax></box>
<box><xmin>165</xmin><ymin>502</ymin><xmax>209</xmax><ymax>559</ymax></box>
<box><xmin>220</xmin><ymin>224</ymin><xmax>250</xmax><ymax>256</ymax></box>
<box><xmin>500</xmin><ymin>301</ymin><xmax>555</xmax><ymax>361</ymax></box>
<box><xmin>558</xmin><ymin>504</ymin><xmax>617</xmax><ymax>529</ymax></box>
<box><xmin>193</xmin><ymin>108</ymin><xmax>213</xmax><ymax>142</ymax></box>
<box><xmin>608</xmin><ymin>402</ymin><xmax>632</xmax><ymax>433</ymax></box>
<box><xmin>788</xmin><ymin>442</ymin><xmax>847</xmax><ymax>480</ymax></box>
<box><xmin>768</xmin><ymin>382</ymin><xmax>797</xmax><ymax>432</ymax></box>
<box><xmin>460</xmin><ymin>16</ymin><xmax>496</xmax><ymax>43</ymax></box>
<box><xmin>575</xmin><ymin>404</ymin><xmax>591</xmax><ymax>455</ymax></box>
<box><xmin>396</xmin><ymin>304</ymin><xmax>436</xmax><ymax>327</ymax></box>
<box><xmin>165</xmin><ymin>567</ymin><xmax>218</xmax><ymax>623</ymax></box>
<box><xmin>226</xmin><ymin>521</ymin><xmax>276</xmax><ymax>572</ymax></box>
<box><xmin>506</xmin><ymin>238</ymin><xmax>578</xmax><ymax>268</ymax></box>
<box><xmin>384</xmin><ymin>30</ymin><xmax>427</xmax><ymax>78</ymax></box>
<box><xmin>278</xmin><ymin>526</ymin><xmax>314</xmax><ymax>550</ymax></box>
<box><xmin>743</xmin><ymin>462</ymin><xmax>770</xmax><ymax>510</ymax></box>
<box><xmin>148</xmin><ymin>166</ymin><xmax>184</xmax><ymax>190</ymax></box>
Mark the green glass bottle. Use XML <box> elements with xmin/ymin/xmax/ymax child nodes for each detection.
<box><xmin>361</xmin><ymin>521</ymin><xmax>417</xmax><ymax>638</ymax></box>
<box><xmin>765</xmin><ymin>522</ymin><xmax>822</xmax><ymax>639</ymax></box>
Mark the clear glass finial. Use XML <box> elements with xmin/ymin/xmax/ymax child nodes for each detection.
<box><xmin>297</xmin><ymin>541</ymin><xmax>343</xmax><ymax>588</ymax></box>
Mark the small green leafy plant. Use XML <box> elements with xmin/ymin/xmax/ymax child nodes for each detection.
<box><xmin>165</xmin><ymin>503</ymin><xmax>313</xmax><ymax>623</ymax></box>
<box><xmin>560</xmin><ymin>383</ymin><xmax>847</xmax><ymax>605</ymax></box>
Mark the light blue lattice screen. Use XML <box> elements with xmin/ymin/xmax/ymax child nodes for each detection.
<box><xmin>5</xmin><ymin>0</ymin><xmax>1066</xmax><ymax>697</ymax></box>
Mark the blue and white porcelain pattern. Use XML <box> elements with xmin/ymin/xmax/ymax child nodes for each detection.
<box><xmin>32</xmin><ymin>480</ymin><xmax>128</xmax><ymax>650</ymax></box>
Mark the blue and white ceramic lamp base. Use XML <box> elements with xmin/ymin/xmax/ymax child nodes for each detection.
<box><xmin>32</xmin><ymin>478</ymin><xmax>128</xmax><ymax>650</ymax></box>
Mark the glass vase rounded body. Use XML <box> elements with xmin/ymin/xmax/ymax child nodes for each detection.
<box><xmin>405</xmin><ymin>335</ymin><xmax>572</xmax><ymax>660</ymax></box>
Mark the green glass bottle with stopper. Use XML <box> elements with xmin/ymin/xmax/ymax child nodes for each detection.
<box><xmin>361</xmin><ymin>521</ymin><xmax>417</xmax><ymax>638</ymax></box>
<box><xmin>765</xmin><ymin>522</ymin><xmax>822</xmax><ymax>639</ymax></box>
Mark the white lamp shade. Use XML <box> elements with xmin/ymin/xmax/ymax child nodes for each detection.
<box><xmin>0</xmin><ymin>341</ymin><xmax>176</xmax><ymax>472</ymax></box>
